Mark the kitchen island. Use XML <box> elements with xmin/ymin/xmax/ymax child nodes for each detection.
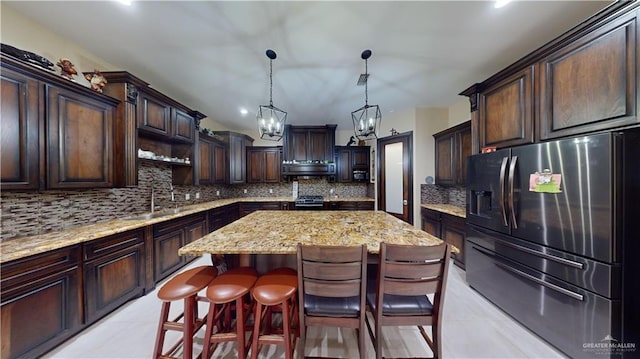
<box><xmin>178</xmin><ymin>210</ymin><xmax>447</xmax><ymax>260</ymax></box>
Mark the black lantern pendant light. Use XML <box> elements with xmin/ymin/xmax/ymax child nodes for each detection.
<box><xmin>257</xmin><ymin>49</ymin><xmax>287</xmax><ymax>141</ymax></box>
<box><xmin>352</xmin><ymin>49</ymin><xmax>381</xmax><ymax>140</ymax></box>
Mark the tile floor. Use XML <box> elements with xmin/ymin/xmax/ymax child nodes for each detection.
<box><xmin>43</xmin><ymin>256</ymin><xmax>567</xmax><ymax>359</ymax></box>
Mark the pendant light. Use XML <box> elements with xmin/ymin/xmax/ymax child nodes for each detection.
<box><xmin>257</xmin><ymin>49</ymin><xmax>287</xmax><ymax>141</ymax></box>
<box><xmin>352</xmin><ymin>49</ymin><xmax>381</xmax><ymax>140</ymax></box>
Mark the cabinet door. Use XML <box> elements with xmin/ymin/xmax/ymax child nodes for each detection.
<box><xmin>456</xmin><ymin>127</ymin><xmax>472</xmax><ymax>186</ymax></box>
<box><xmin>421</xmin><ymin>208</ymin><xmax>441</xmax><ymax>237</ymax></box>
<box><xmin>46</xmin><ymin>85</ymin><xmax>114</xmax><ymax>188</ymax></box>
<box><xmin>351</xmin><ymin>147</ymin><xmax>370</xmax><ymax>169</ymax></box>
<box><xmin>263</xmin><ymin>148</ymin><xmax>281</xmax><ymax>182</ymax></box>
<box><xmin>0</xmin><ymin>68</ymin><xmax>40</xmax><ymax>190</ymax></box>
<box><xmin>539</xmin><ymin>12</ymin><xmax>638</xmax><ymax>140</ymax></box>
<box><xmin>213</xmin><ymin>141</ymin><xmax>227</xmax><ymax>184</ymax></box>
<box><xmin>336</xmin><ymin>147</ymin><xmax>352</xmax><ymax>183</ymax></box>
<box><xmin>441</xmin><ymin>214</ymin><xmax>466</xmax><ymax>268</ymax></box>
<box><xmin>435</xmin><ymin>133</ymin><xmax>455</xmax><ymax>186</ymax></box>
<box><xmin>83</xmin><ymin>230</ymin><xmax>145</xmax><ymax>324</ymax></box>
<box><xmin>183</xmin><ymin>219</ymin><xmax>206</xmax><ymax>262</ymax></box>
<box><xmin>154</xmin><ymin>229</ymin><xmax>184</xmax><ymax>282</ymax></box>
<box><xmin>171</xmin><ymin>108</ymin><xmax>195</xmax><ymax>143</ymax></box>
<box><xmin>199</xmin><ymin>140</ymin><xmax>213</xmax><ymax>185</ymax></box>
<box><xmin>228</xmin><ymin>134</ymin><xmax>246</xmax><ymax>184</ymax></box>
<box><xmin>138</xmin><ymin>92</ymin><xmax>171</xmax><ymax>137</ymax></box>
<box><xmin>290</xmin><ymin>129</ymin><xmax>308</xmax><ymax>160</ymax></box>
<box><xmin>1</xmin><ymin>246</ymin><xmax>82</xmax><ymax>359</ymax></box>
<box><xmin>246</xmin><ymin>148</ymin><xmax>263</xmax><ymax>183</ymax></box>
<box><xmin>479</xmin><ymin>66</ymin><xmax>534</xmax><ymax>149</ymax></box>
<box><xmin>308</xmin><ymin>129</ymin><xmax>328</xmax><ymax>161</ymax></box>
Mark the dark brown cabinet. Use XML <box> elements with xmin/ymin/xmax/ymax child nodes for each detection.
<box><xmin>283</xmin><ymin>125</ymin><xmax>336</xmax><ymax>161</ymax></box>
<box><xmin>0</xmin><ymin>65</ymin><xmax>39</xmax><ymax>190</ymax></box>
<box><xmin>478</xmin><ymin>66</ymin><xmax>534</xmax><ymax>149</ymax></box>
<box><xmin>335</xmin><ymin>146</ymin><xmax>370</xmax><ymax>183</ymax></box>
<box><xmin>138</xmin><ymin>91</ymin><xmax>171</xmax><ymax>138</ymax></box>
<box><xmin>198</xmin><ymin>133</ymin><xmax>227</xmax><ymax>185</ymax></box>
<box><xmin>1</xmin><ymin>246</ymin><xmax>82</xmax><ymax>359</ymax></box>
<box><xmin>434</xmin><ymin>121</ymin><xmax>471</xmax><ymax>186</ymax></box>
<box><xmin>239</xmin><ymin>201</ymin><xmax>284</xmax><ymax>217</ymax></box>
<box><xmin>153</xmin><ymin>213</ymin><xmax>206</xmax><ymax>282</ymax></box>
<box><xmin>538</xmin><ymin>10</ymin><xmax>638</xmax><ymax>140</ymax></box>
<box><xmin>421</xmin><ymin>207</ymin><xmax>466</xmax><ymax>268</ymax></box>
<box><xmin>326</xmin><ymin>201</ymin><xmax>374</xmax><ymax>210</ymax></box>
<box><xmin>211</xmin><ymin>131</ymin><xmax>254</xmax><ymax>184</ymax></box>
<box><xmin>247</xmin><ymin>146</ymin><xmax>282</xmax><ymax>183</ymax></box>
<box><xmin>83</xmin><ymin>229</ymin><xmax>146</xmax><ymax>324</ymax></box>
<box><xmin>1</xmin><ymin>56</ymin><xmax>120</xmax><ymax>191</ymax></box>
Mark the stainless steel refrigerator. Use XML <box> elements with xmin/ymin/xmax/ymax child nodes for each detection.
<box><xmin>466</xmin><ymin>130</ymin><xmax>639</xmax><ymax>358</ymax></box>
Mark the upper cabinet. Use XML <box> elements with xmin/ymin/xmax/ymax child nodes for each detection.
<box><xmin>1</xmin><ymin>55</ymin><xmax>120</xmax><ymax>190</ymax></box>
<box><xmin>247</xmin><ymin>146</ymin><xmax>282</xmax><ymax>183</ymax></box>
<box><xmin>538</xmin><ymin>10</ymin><xmax>638</xmax><ymax>140</ymax></box>
<box><xmin>101</xmin><ymin>71</ymin><xmax>205</xmax><ymax>186</ymax></box>
<box><xmin>197</xmin><ymin>132</ymin><xmax>226</xmax><ymax>185</ymax></box>
<box><xmin>210</xmin><ymin>131</ymin><xmax>254</xmax><ymax>184</ymax></box>
<box><xmin>478</xmin><ymin>66</ymin><xmax>534</xmax><ymax>149</ymax></box>
<box><xmin>434</xmin><ymin>121</ymin><xmax>471</xmax><ymax>186</ymax></box>
<box><xmin>461</xmin><ymin>2</ymin><xmax>639</xmax><ymax>152</ymax></box>
<box><xmin>283</xmin><ymin>125</ymin><xmax>336</xmax><ymax>162</ymax></box>
<box><xmin>335</xmin><ymin>146</ymin><xmax>370</xmax><ymax>183</ymax></box>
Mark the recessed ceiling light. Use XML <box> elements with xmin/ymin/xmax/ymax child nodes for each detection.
<box><xmin>117</xmin><ymin>0</ymin><xmax>132</xmax><ymax>5</ymax></box>
<box><xmin>240</xmin><ymin>108</ymin><xmax>248</xmax><ymax>115</ymax></box>
<box><xmin>494</xmin><ymin>0</ymin><xmax>511</xmax><ymax>9</ymax></box>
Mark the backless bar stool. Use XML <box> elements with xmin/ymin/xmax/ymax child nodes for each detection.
<box><xmin>153</xmin><ymin>265</ymin><xmax>218</xmax><ymax>359</ymax></box>
<box><xmin>202</xmin><ymin>267</ymin><xmax>258</xmax><ymax>359</ymax></box>
<box><xmin>250</xmin><ymin>268</ymin><xmax>298</xmax><ymax>359</ymax></box>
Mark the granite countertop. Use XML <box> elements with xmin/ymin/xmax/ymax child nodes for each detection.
<box><xmin>0</xmin><ymin>197</ymin><xmax>374</xmax><ymax>263</ymax></box>
<box><xmin>179</xmin><ymin>210</ymin><xmax>448</xmax><ymax>256</ymax></box>
<box><xmin>421</xmin><ymin>204</ymin><xmax>466</xmax><ymax>218</ymax></box>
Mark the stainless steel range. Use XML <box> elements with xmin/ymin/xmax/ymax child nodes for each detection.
<box><xmin>294</xmin><ymin>195</ymin><xmax>325</xmax><ymax>210</ymax></box>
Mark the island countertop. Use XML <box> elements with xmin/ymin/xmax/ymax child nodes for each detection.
<box><xmin>178</xmin><ymin>210</ymin><xmax>447</xmax><ymax>256</ymax></box>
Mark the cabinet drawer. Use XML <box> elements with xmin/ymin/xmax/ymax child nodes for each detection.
<box><xmin>1</xmin><ymin>246</ymin><xmax>80</xmax><ymax>290</ymax></box>
<box><xmin>83</xmin><ymin>229</ymin><xmax>145</xmax><ymax>261</ymax></box>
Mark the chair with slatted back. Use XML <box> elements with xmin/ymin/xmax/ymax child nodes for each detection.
<box><xmin>296</xmin><ymin>243</ymin><xmax>367</xmax><ymax>359</ymax></box>
<box><xmin>365</xmin><ymin>242</ymin><xmax>450</xmax><ymax>359</ymax></box>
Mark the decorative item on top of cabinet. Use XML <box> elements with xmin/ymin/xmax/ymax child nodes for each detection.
<box><xmin>246</xmin><ymin>146</ymin><xmax>282</xmax><ymax>183</ymax></box>
<box><xmin>434</xmin><ymin>121</ymin><xmax>471</xmax><ymax>186</ymax></box>
<box><xmin>83</xmin><ymin>69</ymin><xmax>107</xmax><ymax>93</ymax></box>
<box><xmin>211</xmin><ymin>131</ymin><xmax>255</xmax><ymax>184</ymax></box>
<box><xmin>1</xmin><ymin>245</ymin><xmax>83</xmax><ymax>359</ymax></box>
<box><xmin>56</xmin><ymin>58</ymin><xmax>77</xmax><ymax>81</ymax></box>
<box><xmin>538</xmin><ymin>10</ymin><xmax>638</xmax><ymax>140</ymax></box>
<box><xmin>1</xmin><ymin>55</ymin><xmax>120</xmax><ymax>190</ymax></box>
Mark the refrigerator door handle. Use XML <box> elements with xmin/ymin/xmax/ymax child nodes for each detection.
<box><xmin>499</xmin><ymin>157</ymin><xmax>509</xmax><ymax>226</ymax></box>
<box><xmin>508</xmin><ymin>155</ymin><xmax>518</xmax><ymax>229</ymax></box>
<box><xmin>494</xmin><ymin>261</ymin><xmax>584</xmax><ymax>301</ymax></box>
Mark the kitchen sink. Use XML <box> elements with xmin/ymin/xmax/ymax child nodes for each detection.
<box><xmin>122</xmin><ymin>208</ymin><xmax>187</xmax><ymax>221</ymax></box>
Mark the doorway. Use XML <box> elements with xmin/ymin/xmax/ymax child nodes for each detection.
<box><xmin>377</xmin><ymin>131</ymin><xmax>413</xmax><ymax>224</ymax></box>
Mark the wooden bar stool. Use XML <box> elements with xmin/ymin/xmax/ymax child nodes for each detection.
<box><xmin>202</xmin><ymin>267</ymin><xmax>258</xmax><ymax>359</ymax></box>
<box><xmin>250</xmin><ymin>268</ymin><xmax>298</xmax><ymax>359</ymax></box>
<box><xmin>153</xmin><ymin>265</ymin><xmax>218</xmax><ymax>359</ymax></box>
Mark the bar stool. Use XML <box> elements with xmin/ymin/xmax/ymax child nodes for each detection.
<box><xmin>153</xmin><ymin>265</ymin><xmax>218</xmax><ymax>359</ymax></box>
<box><xmin>202</xmin><ymin>267</ymin><xmax>258</xmax><ymax>359</ymax></box>
<box><xmin>250</xmin><ymin>268</ymin><xmax>298</xmax><ymax>359</ymax></box>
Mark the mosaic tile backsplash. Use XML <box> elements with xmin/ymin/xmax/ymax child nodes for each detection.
<box><xmin>421</xmin><ymin>184</ymin><xmax>466</xmax><ymax>207</ymax></box>
<box><xmin>0</xmin><ymin>162</ymin><xmax>371</xmax><ymax>241</ymax></box>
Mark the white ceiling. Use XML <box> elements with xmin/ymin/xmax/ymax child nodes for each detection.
<box><xmin>5</xmin><ymin>1</ymin><xmax>611</xmax><ymax>136</ymax></box>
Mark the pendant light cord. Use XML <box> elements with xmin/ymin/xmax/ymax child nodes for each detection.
<box><xmin>269</xmin><ymin>59</ymin><xmax>274</xmax><ymax>107</ymax></box>
<box><xmin>364</xmin><ymin>58</ymin><xmax>368</xmax><ymax>106</ymax></box>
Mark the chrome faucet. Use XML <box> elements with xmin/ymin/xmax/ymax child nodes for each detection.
<box><xmin>150</xmin><ymin>180</ymin><xmax>175</xmax><ymax>212</ymax></box>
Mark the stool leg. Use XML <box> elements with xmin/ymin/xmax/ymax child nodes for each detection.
<box><xmin>282</xmin><ymin>299</ymin><xmax>292</xmax><ymax>359</ymax></box>
<box><xmin>236</xmin><ymin>297</ymin><xmax>247</xmax><ymax>359</ymax></box>
<box><xmin>153</xmin><ymin>301</ymin><xmax>171</xmax><ymax>359</ymax></box>
<box><xmin>183</xmin><ymin>296</ymin><xmax>195</xmax><ymax>359</ymax></box>
<box><xmin>250</xmin><ymin>302</ymin><xmax>264</xmax><ymax>359</ymax></box>
<box><xmin>201</xmin><ymin>302</ymin><xmax>217</xmax><ymax>359</ymax></box>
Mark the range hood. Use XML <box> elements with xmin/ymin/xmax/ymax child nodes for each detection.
<box><xmin>281</xmin><ymin>160</ymin><xmax>336</xmax><ymax>177</ymax></box>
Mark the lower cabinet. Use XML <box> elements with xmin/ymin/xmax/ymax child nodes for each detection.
<box><xmin>421</xmin><ymin>207</ymin><xmax>466</xmax><ymax>269</ymax></box>
<box><xmin>83</xmin><ymin>229</ymin><xmax>146</xmax><ymax>325</ymax></box>
<box><xmin>326</xmin><ymin>201</ymin><xmax>374</xmax><ymax>210</ymax></box>
<box><xmin>239</xmin><ymin>201</ymin><xmax>285</xmax><ymax>217</ymax></box>
<box><xmin>153</xmin><ymin>213</ymin><xmax>206</xmax><ymax>283</ymax></box>
<box><xmin>1</xmin><ymin>246</ymin><xmax>83</xmax><ymax>359</ymax></box>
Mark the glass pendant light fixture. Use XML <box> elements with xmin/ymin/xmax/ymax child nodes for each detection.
<box><xmin>257</xmin><ymin>49</ymin><xmax>287</xmax><ymax>141</ymax></box>
<box><xmin>352</xmin><ymin>49</ymin><xmax>381</xmax><ymax>140</ymax></box>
